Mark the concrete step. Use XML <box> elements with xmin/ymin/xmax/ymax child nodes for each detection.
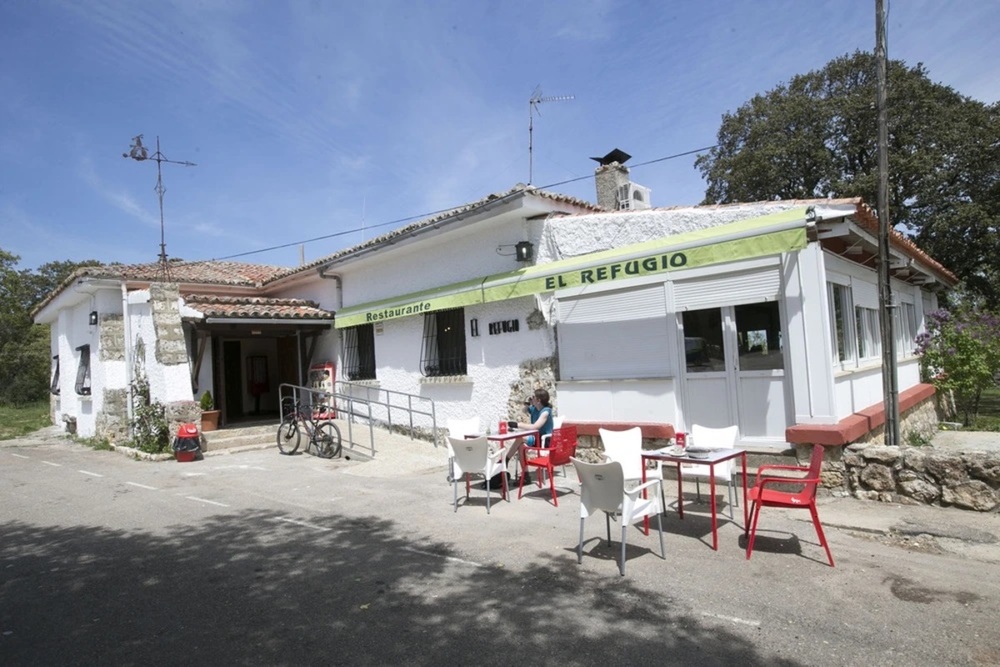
<box><xmin>201</xmin><ymin>423</ymin><xmax>278</xmax><ymax>452</ymax></box>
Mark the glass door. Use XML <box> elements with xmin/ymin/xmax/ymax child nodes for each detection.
<box><xmin>681</xmin><ymin>302</ymin><xmax>788</xmax><ymax>442</ymax></box>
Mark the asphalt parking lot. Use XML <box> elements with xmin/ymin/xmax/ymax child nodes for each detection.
<box><xmin>2</xmin><ymin>428</ymin><xmax>1000</xmax><ymax>666</ymax></box>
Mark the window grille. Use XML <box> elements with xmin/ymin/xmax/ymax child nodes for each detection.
<box><xmin>50</xmin><ymin>355</ymin><xmax>60</xmax><ymax>395</ymax></box>
<box><xmin>343</xmin><ymin>324</ymin><xmax>376</xmax><ymax>380</ymax></box>
<box><xmin>420</xmin><ymin>308</ymin><xmax>467</xmax><ymax>376</ymax></box>
<box><xmin>75</xmin><ymin>344</ymin><xmax>91</xmax><ymax>395</ymax></box>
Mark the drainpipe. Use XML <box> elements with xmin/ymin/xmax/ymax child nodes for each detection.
<box><xmin>318</xmin><ymin>269</ymin><xmax>342</xmax><ymax>393</ymax></box>
<box><xmin>317</xmin><ymin>268</ymin><xmax>343</xmax><ymax>310</ymax></box>
<box><xmin>121</xmin><ymin>283</ymin><xmax>133</xmax><ymax>436</ymax></box>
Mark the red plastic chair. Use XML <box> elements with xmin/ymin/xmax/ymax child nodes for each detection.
<box><xmin>518</xmin><ymin>425</ymin><xmax>578</xmax><ymax>506</ymax></box>
<box><xmin>745</xmin><ymin>444</ymin><xmax>835</xmax><ymax>567</ymax></box>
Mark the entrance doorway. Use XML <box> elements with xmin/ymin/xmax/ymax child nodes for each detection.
<box><xmin>680</xmin><ymin>302</ymin><xmax>789</xmax><ymax>443</ymax></box>
<box><xmin>223</xmin><ymin>340</ymin><xmax>243</xmax><ymax>423</ymax></box>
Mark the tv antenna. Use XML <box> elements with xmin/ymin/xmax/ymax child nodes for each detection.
<box><xmin>528</xmin><ymin>85</ymin><xmax>574</xmax><ymax>185</ymax></box>
<box><xmin>123</xmin><ymin>135</ymin><xmax>197</xmax><ymax>280</ymax></box>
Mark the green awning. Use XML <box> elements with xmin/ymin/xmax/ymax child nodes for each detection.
<box><xmin>335</xmin><ymin>207</ymin><xmax>810</xmax><ymax>328</ymax></box>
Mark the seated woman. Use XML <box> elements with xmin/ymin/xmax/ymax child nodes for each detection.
<box><xmin>508</xmin><ymin>388</ymin><xmax>554</xmax><ymax>484</ymax></box>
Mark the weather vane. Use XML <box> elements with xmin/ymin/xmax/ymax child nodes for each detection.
<box><xmin>123</xmin><ymin>135</ymin><xmax>196</xmax><ymax>280</ymax></box>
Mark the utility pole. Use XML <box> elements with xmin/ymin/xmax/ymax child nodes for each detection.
<box><xmin>876</xmin><ymin>0</ymin><xmax>900</xmax><ymax>446</ymax></box>
<box><xmin>123</xmin><ymin>135</ymin><xmax>197</xmax><ymax>280</ymax></box>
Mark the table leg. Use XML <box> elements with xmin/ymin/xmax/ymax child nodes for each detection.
<box><xmin>709</xmin><ymin>465</ymin><xmax>718</xmax><ymax>551</ymax></box>
<box><xmin>642</xmin><ymin>458</ymin><xmax>650</xmax><ymax>536</ymax></box>
<box><xmin>740</xmin><ymin>452</ymin><xmax>749</xmax><ymax>535</ymax></box>
<box><xmin>676</xmin><ymin>462</ymin><xmax>684</xmax><ymax>520</ymax></box>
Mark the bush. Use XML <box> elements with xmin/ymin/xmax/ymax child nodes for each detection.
<box><xmin>129</xmin><ymin>343</ymin><xmax>169</xmax><ymax>454</ymax></box>
<box><xmin>917</xmin><ymin>308</ymin><xmax>1000</xmax><ymax>426</ymax></box>
<box><xmin>200</xmin><ymin>390</ymin><xmax>214</xmax><ymax>411</ymax></box>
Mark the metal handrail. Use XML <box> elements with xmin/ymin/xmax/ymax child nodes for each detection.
<box><xmin>278</xmin><ymin>381</ymin><xmax>440</xmax><ymax>458</ymax></box>
<box><xmin>333</xmin><ymin>380</ymin><xmax>438</xmax><ymax>447</ymax></box>
<box><xmin>278</xmin><ymin>382</ymin><xmax>376</xmax><ymax>458</ymax></box>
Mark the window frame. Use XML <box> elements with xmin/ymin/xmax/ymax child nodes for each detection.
<box><xmin>75</xmin><ymin>344</ymin><xmax>91</xmax><ymax>396</ymax></box>
<box><xmin>420</xmin><ymin>308</ymin><xmax>467</xmax><ymax>377</ymax></box>
<box><xmin>342</xmin><ymin>323</ymin><xmax>377</xmax><ymax>381</ymax></box>
<box><xmin>896</xmin><ymin>301</ymin><xmax>917</xmax><ymax>358</ymax></box>
<box><xmin>854</xmin><ymin>306</ymin><xmax>881</xmax><ymax>363</ymax></box>
<box><xmin>50</xmin><ymin>355</ymin><xmax>60</xmax><ymax>395</ymax></box>
<box><xmin>827</xmin><ymin>282</ymin><xmax>856</xmax><ymax>367</ymax></box>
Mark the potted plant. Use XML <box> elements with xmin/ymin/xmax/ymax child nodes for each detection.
<box><xmin>200</xmin><ymin>390</ymin><xmax>220</xmax><ymax>432</ymax></box>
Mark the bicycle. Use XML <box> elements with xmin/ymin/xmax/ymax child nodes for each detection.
<box><xmin>276</xmin><ymin>399</ymin><xmax>342</xmax><ymax>458</ymax></box>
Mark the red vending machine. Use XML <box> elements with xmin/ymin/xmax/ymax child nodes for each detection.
<box><xmin>308</xmin><ymin>362</ymin><xmax>336</xmax><ymax>419</ymax></box>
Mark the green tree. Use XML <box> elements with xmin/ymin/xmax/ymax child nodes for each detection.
<box><xmin>917</xmin><ymin>307</ymin><xmax>1000</xmax><ymax>426</ymax></box>
<box><xmin>0</xmin><ymin>249</ymin><xmax>101</xmax><ymax>405</ymax></box>
<box><xmin>696</xmin><ymin>50</ymin><xmax>1000</xmax><ymax>307</ymax></box>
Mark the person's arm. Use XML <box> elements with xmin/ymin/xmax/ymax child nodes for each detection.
<box><xmin>517</xmin><ymin>408</ymin><xmax>549</xmax><ymax>431</ymax></box>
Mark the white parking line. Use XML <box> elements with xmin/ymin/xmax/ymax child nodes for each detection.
<box><xmin>401</xmin><ymin>546</ymin><xmax>484</xmax><ymax>568</ymax></box>
<box><xmin>41</xmin><ymin>461</ymin><xmax>61</xmax><ymax>467</ymax></box>
<box><xmin>700</xmin><ymin>611</ymin><xmax>761</xmax><ymax>627</ymax></box>
<box><xmin>126</xmin><ymin>481</ymin><xmax>158</xmax><ymax>490</ymax></box>
<box><xmin>183</xmin><ymin>496</ymin><xmax>229</xmax><ymax>507</ymax></box>
<box><xmin>10</xmin><ymin>453</ymin><xmax>29</xmax><ymax>459</ymax></box>
<box><xmin>275</xmin><ymin>517</ymin><xmax>332</xmax><ymax>532</ymax></box>
<box><xmin>78</xmin><ymin>470</ymin><xmax>103</xmax><ymax>477</ymax></box>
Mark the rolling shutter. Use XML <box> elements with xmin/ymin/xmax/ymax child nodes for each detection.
<box><xmin>674</xmin><ymin>265</ymin><xmax>781</xmax><ymax>311</ymax></box>
<box><xmin>557</xmin><ymin>284</ymin><xmax>671</xmax><ymax>380</ymax></box>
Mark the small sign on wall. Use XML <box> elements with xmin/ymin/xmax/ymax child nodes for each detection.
<box><xmin>488</xmin><ymin>319</ymin><xmax>520</xmax><ymax>335</ymax></box>
<box><xmin>375</xmin><ymin>322</ymin><xmax>384</xmax><ymax>336</ymax></box>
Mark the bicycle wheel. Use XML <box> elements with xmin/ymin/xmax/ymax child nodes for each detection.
<box><xmin>276</xmin><ymin>418</ymin><xmax>301</xmax><ymax>454</ymax></box>
<box><xmin>314</xmin><ymin>421</ymin><xmax>342</xmax><ymax>459</ymax></box>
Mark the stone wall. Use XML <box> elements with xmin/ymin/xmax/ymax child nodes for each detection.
<box><xmin>150</xmin><ymin>283</ymin><xmax>188</xmax><ymax>366</ymax></box>
<box><xmin>96</xmin><ymin>388</ymin><xmax>129</xmax><ymax>444</ymax></box>
<box><xmin>842</xmin><ymin>443</ymin><xmax>1000</xmax><ymax>512</ymax></box>
<box><xmin>506</xmin><ymin>356</ymin><xmax>557</xmax><ymax>420</ymax></box>
<box><xmin>99</xmin><ymin>313</ymin><xmax>125</xmax><ymax>362</ymax></box>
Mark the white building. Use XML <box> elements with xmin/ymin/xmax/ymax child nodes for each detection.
<box><xmin>34</xmin><ymin>158</ymin><xmax>956</xmax><ymax>450</ymax></box>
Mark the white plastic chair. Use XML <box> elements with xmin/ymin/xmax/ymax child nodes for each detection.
<box><xmin>446</xmin><ymin>417</ymin><xmax>481</xmax><ymax>481</ymax></box>
<box><xmin>449</xmin><ymin>436</ymin><xmax>507</xmax><ymax>513</ymax></box>
<box><xmin>599</xmin><ymin>426</ymin><xmax>666</xmax><ymax>514</ymax></box>
<box><xmin>571</xmin><ymin>457</ymin><xmax>665</xmax><ymax>576</ymax></box>
<box><xmin>684</xmin><ymin>424</ymin><xmax>740</xmax><ymax>518</ymax></box>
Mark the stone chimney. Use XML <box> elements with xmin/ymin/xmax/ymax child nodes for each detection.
<box><xmin>591</xmin><ymin>148</ymin><xmax>651</xmax><ymax>211</ymax></box>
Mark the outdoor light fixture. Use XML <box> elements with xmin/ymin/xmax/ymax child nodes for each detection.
<box><xmin>88</xmin><ymin>311</ymin><xmax>98</xmax><ymax>326</ymax></box>
<box><xmin>497</xmin><ymin>241</ymin><xmax>535</xmax><ymax>262</ymax></box>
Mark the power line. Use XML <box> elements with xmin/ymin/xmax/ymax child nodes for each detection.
<box><xmin>197</xmin><ymin>143</ymin><xmax>718</xmax><ymax>265</ymax></box>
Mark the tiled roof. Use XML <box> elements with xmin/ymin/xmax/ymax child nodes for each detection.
<box><xmin>33</xmin><ymin>260</ymin><xmax>293</xmax><ymax>317</ymax></box>
<box><xmin>183</xmin><ymin>295</ymin><xmax>333</xmax><ymax>320</ymax></box>
<box><xmin>846</xmin><ymin>198</ymin><xmax>958</xmax><ymax>285</ymax></box>
<box><xmin>75</xmin><ymin>260</ymin><xmax>290</xmax><ymax>285</ymax></box>
<box><xmin>268</xmin><ymin>184</ymin><xmax>601</xmax><ymax>282</ymax></box>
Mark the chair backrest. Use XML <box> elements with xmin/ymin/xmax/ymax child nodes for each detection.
<box><xmin>548</xmin><ymin>425</ymin><xmax>579</xmax><ymax>466</ymax></box>
<box><xmin>449</xmin><ymin>436</ymin><xmax>489</xmax><ymax>475</ymax></box>
<box><xmin>691</xmin><ymin>424</ymin><xmax>738</xmax><ymax>450</ymax></box>
<box><xmin>571</xmin><ymin>457</ymin><xmax>624</xmax><ymax>516</ymax></box>
<box><xmin>447</xmin><ymin>417</ymin><xmax>480</xmax><ymax>439</ymax></box>
<box><xmin>794</xmin><ymin>444</ymin><xmax>826</xmax><ymax>503</ymax></box>
<box><xmin>599</xmin><ymin>427</ymin><xmax>644</xmax><ymax>480</ymax></box>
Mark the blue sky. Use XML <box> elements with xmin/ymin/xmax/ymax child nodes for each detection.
<box><xmin>2</xmin><ymin>1</ymin><xmax>998</xmax><ymax>271</ymax></box>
